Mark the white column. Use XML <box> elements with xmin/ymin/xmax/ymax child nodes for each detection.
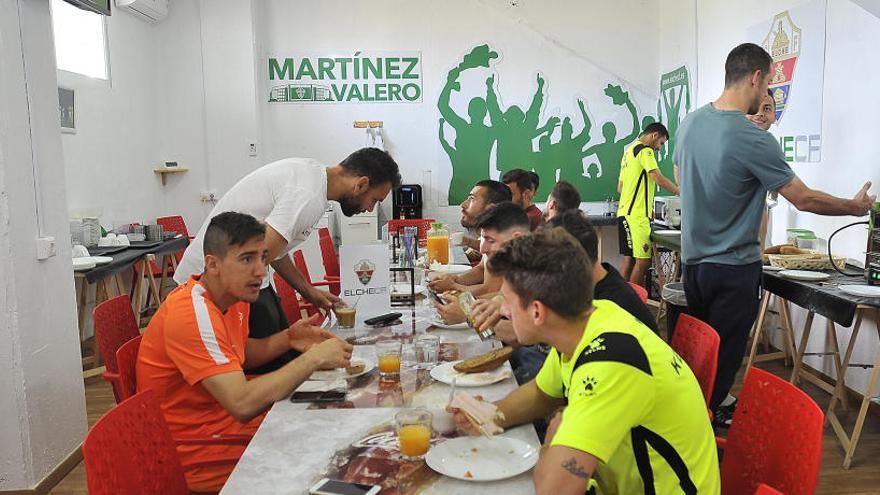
<box><xmin>0</xmin><ymin>0</ymin><xmax>87</xmax><ymax>489</ymax></box>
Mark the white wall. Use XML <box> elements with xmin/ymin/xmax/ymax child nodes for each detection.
<box><xmin>0</xmin><ymin>0</ymin><xmax>87</xmax><ymax>488</ymax></box>
<box><xmin>662</xmin><ymin>0</ymin><xmax>880</xmax><ymax>394</ymax></box>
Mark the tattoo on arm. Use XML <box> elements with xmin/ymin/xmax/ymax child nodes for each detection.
<box><xmin>561</xmin><ymin>457</ymin><xmax>590</xmax><ymax>480</ymax></box>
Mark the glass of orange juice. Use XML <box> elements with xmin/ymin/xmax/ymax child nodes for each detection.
<box><xmin>396</xmin><ymin>408</ymin><xmax>433</xmax><ymax>460</ymax></box>
<box><xmin>426</xmin><ymin>222</ymin><xmax>449</xmax><ymax>265</ymax></box>
<box><xmin>376</xmin><ymin>340</ymin><xmax>402</xmax><ymax>378</ymax></box>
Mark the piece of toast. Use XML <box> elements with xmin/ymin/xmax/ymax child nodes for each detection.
<box><xmin>453</xmin><ymin>347</ymin><xmax>513</xmax><ymax>373</ymax></box>
<box><xmin>764</xmin><ymin>243</ymin><xmax>794</xmax><ymax>254</ymax></box>
<box><xmin>346</xmin><ymin>361</ymin><xmax>365</xmax><ymax>375</ymax></box>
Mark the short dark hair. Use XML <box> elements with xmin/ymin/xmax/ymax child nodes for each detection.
<box><xmin>724</xmin><ymin>43</ymin><xmax>772</xmax><ymax>88</ymax></box>
<box><xmin>475</xmin><ymin>179</ymin><xmax>513</xmax><ymax>204</ymax></box>
<box><xmin>487</xmin><ymin>227</ymin><xmax>593</xmax><ymax>320</ymax></box>
<box><xmin>528</xmin><ymin>171</ymin><xmax>540</xmax><ymax>190</ymax></box>
<box><xmin>767</xmin><ymin>89</ymin><xmax>776</xmax><ymax>109</ymax></box>
<box><xmin>339</xmin><ymin>147</ymin><xmax>402</xmax><ymax>189</ymax></box>
<box><xmin>641</xmin><ymin>122</ymin><xmax>669</xmax><ymax>139</ymax></box>
<box><xmin>501</xmin><ymin>168</ymin><xmax>536</xmax><ymax>192</ymax></box>
<box><xmin>545</xmin><ymin>210</ymin><xmax>598</xmax><ymax>262</ymax></box>
<box><xmin>204</xmin><ymin>211</ymin><xmax>266</xmax><ymax>258</ymax></box>
<box><xmin>474</xmin><ymin>202</ymin><xmax>530</xmax><ymax>233</ymax></box>
<box><xmin>550</xmin><ymin>181</ymin><xmax>581</xmax><ymax>212</ymax></box>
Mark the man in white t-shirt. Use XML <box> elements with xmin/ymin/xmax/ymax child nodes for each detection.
<box><xmin>175</xmin><ymin>147</ymin><xmax>401</xmax><ymax>372</ymax></box>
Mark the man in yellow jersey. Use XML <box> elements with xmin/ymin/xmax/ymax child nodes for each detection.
<box><xmin>617</xmin><ymin>122</ymin><xmax>679</xmax><ymax>286</ymax></box>
<box><xmin>450</xmin><ymin>229</ymin><xmax>720</xmax><ymax>495</ymax></box>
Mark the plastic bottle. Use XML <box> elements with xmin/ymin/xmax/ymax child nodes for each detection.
<box><xmin>426</xmin><ymin>222</ymin><xmax>449</xmax><ymax>265</ymax></box>
<box><xmin>457</xmin><ymin>291</ymin><xmax>495</xmax><ymax>341</ymax></box>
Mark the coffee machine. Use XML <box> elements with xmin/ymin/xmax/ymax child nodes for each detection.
<box><xmin>393</xmin><ymin>184</ymin><xmax>422</xmax><ymax>219</ymax></box>
<box><xmin>867</xmin><ymin>203</ymin><xmax>880</xmax><ymax>285</ymax></box>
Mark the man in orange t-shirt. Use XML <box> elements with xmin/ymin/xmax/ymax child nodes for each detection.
<box><xmin>137</xmin><ymin>212</ymin><xmax>353</xmax><ymax>492</ymax></box>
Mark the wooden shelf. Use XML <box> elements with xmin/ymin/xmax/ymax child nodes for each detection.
<box><xmin>153</xmin><ymin>167</ymin><xmax>189</xmax><ymax>186</ymax></box>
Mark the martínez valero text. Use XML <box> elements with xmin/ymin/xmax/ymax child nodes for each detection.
<box><xmin>268</xmin><ymin>51</ymin><xmax>423</xmax><ymax>103</ymax></box>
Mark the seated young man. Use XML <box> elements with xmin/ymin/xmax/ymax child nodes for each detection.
<box><xmin>502</xmin><ymin>168</ymin><xmax>543</xmax><ymax>230</ymax></box>
<box><xmin>432</xmin><ymin>202</ymin><xmax>530</xmax><ymax>322</ymax></box>
<box><xmin>137</xmin><ymin>212</ymin><xmax>353</xmax><ymax>492</ymax></box>
<box><xmin>542</xmin><ymin>180</ymin><xmax>581</xmax><ymax>222</ymax></box>
<box><xmin>453</xmin><ymin>229</ymin><xmax>719</xmax><ymax>495</ymax></box>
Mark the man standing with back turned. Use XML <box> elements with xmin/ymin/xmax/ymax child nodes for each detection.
<box><xmin>675</xmin><ymin>43</ymin><xmax>875</xmax><ymax>424</ymax></box>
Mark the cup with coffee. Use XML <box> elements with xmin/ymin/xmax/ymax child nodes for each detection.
<box><xmin>334</xmin><ymin>302</ymin><xmax>357</xmax><ymax>328</ymax></box>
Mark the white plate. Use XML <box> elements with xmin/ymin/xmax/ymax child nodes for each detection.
<box><xmin>762</xmin><ymin>265</ymin><xmax>784</xmax><ymax>272</ymax></box>
<box><xmin>72</xmin><ymin>258</ymin><xmax>96</xmax><ymax>271</ymax></box>
<box><xmin>309</xmin><ymin>358</ymin><xmax>376</xmax><ymax>381</ymax></box>
<box><xmin>391</xmin><ymin>283</ymin><xmax>426</xmax><ymax>296</ymax></box>
<box><xmin>427</xmin><ymin>264</ymin><xmax>472</xmax><ymax>279</ymax></box>
<box><xmin>779</xmin><ymin>270</ymin><xmax>831</xmax><ymax>282</ymax></box>
<box><xmin>430</xmin><ymin>316</ymin><xmax>470</xmax><ymax>330</ymax></box>
<box><xmin>430</xmin><ymin>360</ymin><xmax>511</xmax><ymax>387</ymax></box>
<box><xmin>654</xmin><ymin>229</ymin><xmax>682</xmax><ymax>236</ymax></box>
<box><xmin>839</xmin><ymin>285</ymin><xmax>880</xmax><ymax>298</ymax></box>
<box><xmin>425</xmin><ymin>436</ymin><xmax>538</xmax><ymax>482</ymax></box>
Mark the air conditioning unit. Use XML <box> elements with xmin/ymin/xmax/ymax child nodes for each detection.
<box><xmin>115</xmin><ymin>0</ymin><xmax>168</xmax><ymax>23</ymax></box>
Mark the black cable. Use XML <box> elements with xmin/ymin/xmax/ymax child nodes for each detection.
<box><xmin>827</xmin><ymin>221</ymin><xmax>869</xmax><ymax>276</ymax></box>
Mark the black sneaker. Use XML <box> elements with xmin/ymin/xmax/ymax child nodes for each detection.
<box><xmin>713</xmin><ymin>399</ymin><xmax>737</xmax><ymax>429</ymax></box>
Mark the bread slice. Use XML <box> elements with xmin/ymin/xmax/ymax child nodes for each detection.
<box><xmin>453</xmin><ymin>347</ymin><xmax>513</xmax><ymax>373</ymax></box>
<box><xmin>346</xmin><ymin>361</ymin><xmax>366</xmax><ymax>375</ymax></box>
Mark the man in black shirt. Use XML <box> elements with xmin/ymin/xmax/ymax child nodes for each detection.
<box><xmin>548</xmin><ymin>211</ymin><xmax>658</xmax><ymax>333</ymax></box>
<box><xmin>472</xmin><ymin>210</ymin><xmax>657</xmax><ymax>383</ymax></box>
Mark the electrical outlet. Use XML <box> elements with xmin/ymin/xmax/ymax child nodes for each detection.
<box><xmin>200</xmin><ymin>191</ymin><xmax>217</xmax><ymax>202</ymax></box>
<box><xmin>247</xmin><ymin>142</ymin><xmax>257</xmax><ymax>157</ymax></box>
<box><xmin>36</xmin><ymin>236</ymin><xmax>56</xmax><ymax>260</ymax></box>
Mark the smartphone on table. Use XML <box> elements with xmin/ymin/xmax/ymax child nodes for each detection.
<box><xmin>309</xmin><ymin>478</ymin><xmax>380</xmax><ymax>495</ymax></box>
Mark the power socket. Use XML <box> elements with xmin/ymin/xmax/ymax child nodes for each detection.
<box><xmin>200</xmin><ymin>191</ymin><xmax>217</xmax><ymax>202</ymax></box>
<box><xmin>36</xmin><ymin>236</ymin><xmax>56</xmax><ymax>260</ymax></box>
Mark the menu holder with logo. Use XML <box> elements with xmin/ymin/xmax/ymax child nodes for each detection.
<box><xmin>340</xmin><ymin>244</ymin><xmax>391</xmax><ymax>317</ymax></box>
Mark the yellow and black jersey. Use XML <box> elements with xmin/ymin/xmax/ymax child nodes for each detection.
<box><xmin>617</xmin><ymin>142</ymin><xmax>659</xmax><ymax>218</ymax></box>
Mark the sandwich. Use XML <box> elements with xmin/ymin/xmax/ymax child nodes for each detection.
<box><xmin>453</xmin><ymin>347</ymin><xmax>513</xmax><ymax>373</ymax></box>
<box><xmin>449</xmin><ymin>391</ymin><xmax>505</xmax><ymax>436</ymax></box>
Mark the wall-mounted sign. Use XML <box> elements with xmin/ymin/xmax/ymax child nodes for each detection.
<box><xmin>267</xmin><ymin>52</ymin><xmax>422</xmax><ymax>104</ymax></box>
<box><xmin>748</xmin><ymin>0</ymin><xmax>826</xmax><ymax>163</ymax></box>
<box><xmin>58</xmin><ymin>86</ymin><xmax>75</xmax><ymax>133</ymax></box>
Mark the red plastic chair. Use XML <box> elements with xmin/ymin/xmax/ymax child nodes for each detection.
<box><xmin>83</xmin><ymin>390</ymin><xmax>240</xmax><ymax>495</ymax></box>
<box><xmin>754</xmin><ymin>483</ymin><xmax>784</xmax><ymax>495</ymax></box>
<box><xmin>317</xmin><ymin>228</ymin><xmax>340</xmax><ymax>296</ymax></box>
<box><xmin>387</xmin><ymin>218</ymin><xmax>435</xmax><ymax>240</ymax></box>
<box><xmin>157</xmin><ymin>215</ymin><xmax>193</xmax><ymax>264</ymax></box>
<box><xmin>670</xmin><ymin>314</ymin><xmax>719</xmax><ymax>408</ymax></box>
<box><xmin>115</xmin><ymin>335</ymin><xmax>142</xmax><ymax>402</ymax></box>
<box><xmin>93</xmin><ymin>295</ymin><xmax>141</xmax><ymax>403</ymax></box>
<box><xmin>628</xmin><ymin>281</ymin><xmax>649</xmax><ymax>304</ymax></box>
<box><xmin>292</xmin><ymin>250</ymin><xmax>333</xmax><ymax>317</ymax></box>
<box><xmin>718</xmin><ymin>368</ymin><xmax>823</xmax><ymax>495</ymax></box>
<box><xmin>273</xmin><ymin>273</ymin><xmax>304</xmax><ymax>324</ymax></box>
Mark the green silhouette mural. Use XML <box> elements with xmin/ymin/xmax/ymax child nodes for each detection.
<box><xmin>438</xmin><ymin>45</ymin><xmax>679</xmax><ymax>204</ymax></box>
<box><xmin>438</xmin><ymin>45</ymin><xmax>500</xmax><ymax>204</ymax></box>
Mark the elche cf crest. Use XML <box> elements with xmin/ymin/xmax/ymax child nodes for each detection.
<box><xmin>355</xmin><ymin>259</ymin><xmax>376</xmax><ymax>285</ymax></box>
<box><xmin>761</xmin><ymin>11</ymin><xmax>801</xmax><ymax>123</ymax></box>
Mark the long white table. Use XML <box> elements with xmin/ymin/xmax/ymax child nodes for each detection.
<box><xmin>221</xmin><ymin>299</ymin><xmax>540</xmax><ymax>494</ymax></box>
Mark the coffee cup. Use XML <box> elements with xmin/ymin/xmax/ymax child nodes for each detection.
<box><xmin>335</xmin><ymin>305</ymin><xmax>357</xmax><ymax>328</ymax></box>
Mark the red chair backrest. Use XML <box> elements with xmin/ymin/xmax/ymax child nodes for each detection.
<box><xmin>83</xmin><ymin>390</ymin><xmax>189</xmax><ymax>495</ymax></box>
<box><xmin>721</xmin><ymin>368</ymin><xmax>823</xmax><ymax>495</ymax></box>
<box><xmin>317</xmin><ymin>228</ymin><xmax>339</xmax><ymax>278</ymax></box>
<box><xmin>156</xmin><ymin>215</ymin><xmax>190</xmax><ymax>238</ymax></box>
<box><xmin>670</xmin><ymin>314</ymin><xmax>719</xmax><ymax>407</ymax></box>
<box><xmin>754</xmin><ymin>483</ymin><xmax>785</xmax><ymax>495</ymax></box>
<box><xmin>273</xmin><ymin>272</ymin><xmax>303</xmax><ymax>324</ymax></box>
<box><xmin>387</xmin><ymin>219</ymin><xmax>435</xmax><ymax>240</ymax></box>
<box><xmin>628</xmin><ymin>282</ymin><xmax>649</xmax><ymax>304</ymax></box>
<box><xmin>293</xmin><ymin>250</ymin><xmax>314</xmax><ymax>284</ymax></box>
<box><xmin>93</xmin><ymin>295</ymin><xmax>140</xmax><ymax>376</ymax></box>
<box><xmin>115</xmin><ymin>335</ymin><xmax>142</xmax><ymax>403</ymax></box>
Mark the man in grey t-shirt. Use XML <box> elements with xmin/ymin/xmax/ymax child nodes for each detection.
<box><xmin>674</xmin><ymin>43</ymin><xmax>875</xmax><ymax>423</ymax></box>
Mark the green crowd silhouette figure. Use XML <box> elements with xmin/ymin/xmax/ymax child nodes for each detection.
<box><xmin>438</xmin><ymin>45</ymin><xmax>500</xmax><ymax>204</ymax></box>
<box><xmin>438</xmin><ymin>46</ymin><xmax>689</xmax><ymax>204</ymax></box>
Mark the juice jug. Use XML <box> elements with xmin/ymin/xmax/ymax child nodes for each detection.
<box><xmin>426</xmin><ymin>222</ymin><xmax>449</xmax><ymax>265</ymax></box>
